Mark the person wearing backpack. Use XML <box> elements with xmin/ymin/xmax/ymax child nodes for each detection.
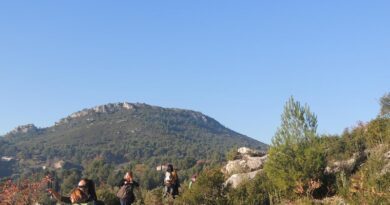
<box><xmin>117</xmin><ymin>171</ymin><xmax>139</xmax><ymax>205</ymax></box>
<box><xmin>48</xmin><ymin>187</ymin><xmax>89</xmax><ymax>204</ymax></box>
<box><xmin>163</xmin><ymin>164</ymin><xmax>180</xmax><ymax>199</ymax></box>
<box><xmin>171</xmin><ymin>169</ymin><xmax>180</xmax><ymax>198</ymax></box>
<box><xmin>78</xmin><ymin>178</ymin><xmax>98</xmax><ymax>204</ymax></box>
<box><xmin>47</xmin><ymin>178</ymin><xmax>99</xmax><ymax>205</ymax></box>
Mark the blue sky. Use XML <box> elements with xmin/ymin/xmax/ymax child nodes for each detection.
<box><xmin>0</xmin><ymin>1</ymin><xmax>389</xmax><ymax>144</ymax></box>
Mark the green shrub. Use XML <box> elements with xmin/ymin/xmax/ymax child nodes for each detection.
<box><xmin>227</xmin><ymin>173</ymin><xmax>271</xmax><ymax>205</ymax></box>
<box><xmin>365</xmin><ymin>118</ymin><xmax>390</xmax><ymax>147</ymax></box>
<box><xmin>177</xmin><ymin>168</ymin><xmax>228</xmax><ymax>205</ymax></box>
<box><xmin>96</xmin><ymin>186</ymin><xmax>120</xmax><ymax>205</ymax></box>
<box><xmin>264</xmin><ymin>97</ymin><xmax>326</xmax><ymax>199</ymax></box>
<box><xmin>344</xmin><ymin>145</ymin><xmax>390</xmax><ymax>205</ymax></box>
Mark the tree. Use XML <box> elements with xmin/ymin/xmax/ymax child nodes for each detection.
<box><xmin>225</xmin><ymin>146</ymin><xmax>239</xmax><ymax>161</ymax></box>
<box><xmin>365</xmin><ymin>118</ymin><xmax>390</xmax><ymax>147</ymax></box>
<box><xmin>178</xmin><ymin>168</ymin><xmax>228</xmax><ymax>205</ymax></box>
<box><xmin>83</xmin><ymin>159</ymin><xmax>113</xmax><ymax>185</ymax></box>
<box><xmin>96</xmin><ymin>186</ymin><xmax>120</xmax><ymax>205</ymax></box>
<box><xmin>264</xmin><ymin>97</ymin><xmax>326</xmax><ymax>199</ymax></box>
<box><xmin>61</xmin><ymin>171</ymin><xmax>80</xmax><ymax>194</ymax></box>
<box><xmin>380</xmin><ymin>92</ymin><xmax>390</xmax><ymax>117</ymax></box>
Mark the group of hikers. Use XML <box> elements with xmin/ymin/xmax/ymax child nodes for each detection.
<box><xmin>46</xmin><ymin>164</ymin><xmax>186</xmax><ymax>205</ymax></box>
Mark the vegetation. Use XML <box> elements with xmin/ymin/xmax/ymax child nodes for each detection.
<box><xmin>264</xmin><ymin>97</ymin><xmax>326</xmax><ymax>199</ymax></box>
<box><xmin>1</xmin><ymin>94</ymin><xmax>389</xmax><ymax>204</ymax></box>
<box><xmin>226</xmin><ymin>173</ymin><xmax>271</xmax><ymax>205</ymax></box>
<box><xmin>380</xmin><ymin>92</ymin><xmax>390</xmax><ymax>116</ymax></box>
<box><xmin>177</xmin><ymin>168</ymin><xmax>228</xmax><ymax>205</ymax></box>
<box><xmin>0</xmin><ymin>103</ymin><xmax>265</xmax><ymax>190</ymax></box>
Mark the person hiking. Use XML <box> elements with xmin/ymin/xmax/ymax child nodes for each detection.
<box><xmin>188</xmin><ymin>174</ymin><xmax>197</xmax><ymax>189</ymax></box>
<box><xmin>116</xmin><ymin>171</ymin><xmax>139</xmax><ymax>205</ymax></box>
<box><xmin>48</xmin><ymin>187</ymin><xmax>89</xmax><ymax>204</ymax></box>
<box><xmin>163</xmin><ymin>164</ymin><xmax>180</xmax><ymax>199</ymax></box>
<box><xmin>78</xmin><ymin>178</ymin><xmax>98</xmax><ymax>204</ymax></box>
<box><xmin>47</xmin><ymin>178</ymin><xmax>99</xmax><ymax>205</ymax></box>
<box><xmin>171</xmin><ymin>169</ymin><xmax>180</xmax><ymax>198</ymax></box>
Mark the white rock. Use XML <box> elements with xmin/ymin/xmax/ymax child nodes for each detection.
<box><xmin>225</xmin><ymin>170</ymin><xmax>263</xmax><ymax>188</ymax></box>
<box><xmin>245</xmin><ymin>155</ymin><xmax>267</xmax><ymax>171</ymax></box>
<box><xmin>237</xmin><ymin>147</ymin><xmax>266</xmax><ymax>157</ymax></box>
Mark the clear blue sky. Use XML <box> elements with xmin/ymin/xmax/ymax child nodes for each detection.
<box><xmin>0</xmin><ymin>1</ymin><xmax>389</xmax><ymax>144</ymax></box>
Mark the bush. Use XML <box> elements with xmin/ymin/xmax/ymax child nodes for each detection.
<box><xmin>227</xmin><ymin>173</ymin><xmax>271</xmax><ymax>205</ymax></box>
<box><xmin>177</xmin><ymin>168</ymin><xmax>228</xmax><ymax>205</ymax></box>
<box><xmin>96</xmin><ymin>187</ymin><xmax>120</xmax><ymax>205</ymax></box>
<box><xmin>365</xmin><ymin>118</ymin><xmax>390</xmax><ymax>147</ymax></box>
<box><xmin>142</xmin><ymin>188</ymin><xmax>164</xmax><ymax>205</ymax></box>
<box><xmin>264</xmin><ymin>97</ymin><xmax>326</xmax><ymax>199</ymax></box>
<box><xmin>225</xmin><ymin>146</ymin><xmax>239</xmax><ymax>161</ymax></box>
<box><xmin>344</xmin><ymin>145</ymin><xmax>390</xmax><ymax>204</ymax></box>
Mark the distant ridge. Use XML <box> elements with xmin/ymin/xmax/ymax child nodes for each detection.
<box><xmin>0</xmin><ymin>102</ymin><xmax>267</xmax><ymax>177</ymax></box>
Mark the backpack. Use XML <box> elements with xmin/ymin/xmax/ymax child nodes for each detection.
<box><xmin>116</xmin><ymin>184</ymin><xmax>135</xmax><ymax>201</ymax></box>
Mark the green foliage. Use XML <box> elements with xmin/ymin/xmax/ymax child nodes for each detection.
<box><xmin>380</xmin><ymin>92</ymin><xmax>390</xmax><ymax>116</ymax></box>
<box><xmin>322</xmin><ymin>118</ymin><xmax>389</xmax><ymax>162</ymax></box>
<box><xmin>83</xmin><ymin>159</ymin><xmax>114</xmax><ymax>185</ymax></box>
<box><xmin>264</xmin><ymin>97</ymin><xmax>326</xmax><ymax>199</ymax></box>
<box><xmin>96</xmin><ymin>186</ymin><xmax>120</xmax><ymax>205</ymax></box>
<box><xmin>142</xmin><ymin>188</ymin><xmax>164</xmax><ymax>205</ymax></box>
<box><xmin>2</xmin><ymin>96</ymin><xmax>389</xmax><ymax>204</ymax></box>
<box><xmin>342</xmin><ymin>145</ymin><xmax>390</xmax><ymax>204</ymax></box>
<box><xmin>227</xmin><ymin>173</ymin><xmax>271</xmax><ymax>205</ymax></box>
<box><xmin>365</xmin><ymin>118</ymin><xmax>390</xmax><ymax>147</ymax></box>
<box><xmin>107</xmin><ymin>170</ymin><xmax>124</xmax><ymax>187</ymax></box>
<box><xmin>139</xmin><ymin>169</ymin><xmax>163</xmax><ymax>190</ymax></box>
<box><xmin>178</xmin><ymin>168</ymin><xmax>228</xmax><ymax>205</ymax></box>
<box><xmin>323</xmin><ymin>116</ymin><xmax>390</xmax><ymax>204</ymax></box>
<box><xmin>0</xmin><ymin>103</ymin><xmax>266</xmax><ymax>181</ymax></box>
<box><xmin>225</xmin><ymin>146</ymin><xmax>239</xmax><ymax>161</ymax></box>
<box><xmin>61</xmin><ymin>170</ymin><xmax>81</xmax><ymax>194</ymax></box>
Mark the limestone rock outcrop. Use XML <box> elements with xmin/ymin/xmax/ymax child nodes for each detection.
<box><xmin>222</xmin><ymin>147</ymin><xmax>267</xmax><ymax>188</ymax></box>
<box><xmin>325</xmin><ymin>151</ymin><xmax>368</xmax><ymax>174</ymax></box>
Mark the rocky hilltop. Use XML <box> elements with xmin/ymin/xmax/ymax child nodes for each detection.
<box><xmin>5</xmin><ymin>124</ymin><xmax>41</xmax><ymax>137</ymax></box>
<box><xmin>57</xmin><ymin>102</ymin><xmax>137</xmax><ymax>124</ymax></box>
<box><xmin>0</xmin><ymin>102</ymin><xmax>267</xmax><ymax>178</ymax></box>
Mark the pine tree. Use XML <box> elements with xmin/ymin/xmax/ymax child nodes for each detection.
<box><xmin>264</xmin><ymin>96</ymin><xmax>326</xmax><ymax>199</ymax></box>
<box><xmin>380</xmin><ymin>92</ymin><xmax>390</xmax><ymax>117</ymax></box>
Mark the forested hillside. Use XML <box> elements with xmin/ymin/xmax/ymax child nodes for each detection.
<box><xmin>0</xmin><ymin>103</ymin><xmax>266</xmax><ymax>179</ymax></box>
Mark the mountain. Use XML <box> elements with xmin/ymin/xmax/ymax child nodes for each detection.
<box><xmin>0</xmin><ymin>103</ymin><xmax>266</xmax><ymax>177</ymax></box>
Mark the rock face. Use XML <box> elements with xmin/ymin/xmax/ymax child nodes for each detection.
<box><xmin>237</xmin><ymin>147</ymin><xmax>266</xmax><ymax>157</ymax></box>
<box><xmin>222</xmin><ymin>147</ymin><xmax>267</xmax><ymax>188</ymax></box>
<box><xmin>222</xmin><ymin>147</ymin><xmax>267</xmax><ymax>176</ymax></box>
<box><xmin>8</xmin><ymin>124</ymin><xmax>39</xmax><ymax>135</ymax></box>
<box><xmin>58</xmin><ymin>102</ymin><xmax>136</xmax><ymax>124</ymax></box>
<box><xmin>325</xmin><ymin>146</ymin><xmax>390</xmax><ymax>177</ymax></box>
<box><xmin>225</xmin><ymin>170</ymin><xmax>263</xmax><ymax>188</ymax></box>
<box><xmin>325</xmin><ymin>151</ymin><xmax>368</xmax><ymax>174</ymax></box>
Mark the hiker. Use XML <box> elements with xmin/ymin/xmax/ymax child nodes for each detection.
<box><xmin>47</xmin><ymin>178</ymin><xmax>98</xmax><ymax>205</ymax></box>
<box><xmin>116</xmin><ymin>171</ymin><xmax>139</xmax><ymax>205</ymax></box>
<box><xmin>189</xmin><ymin>174</ymin><xmax>197</xmax><ymax>189</ymax></box>
<box><xmin>163</xmin><ymin>164</ymin><xmax>180</xmax><ymax>199</ymax></box>
<box><xmin>48</xmin><ymin>187</ymin><xmax>89</xmax><ymax>204</ymax></box>
<box><xmin>171</xmin><ymin>169</ymin><xmax>180</xmax><ymax>197</ymax></box>
<box><xmin>77</xmin><ymin>178</ymin><xmax>98</xmax><ymax>204</ymax></box>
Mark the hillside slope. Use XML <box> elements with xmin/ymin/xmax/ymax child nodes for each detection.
<box><xmin>0</xmin><ymin>103</ymin><xmax>266</xmax><ymax>176</ymax></box>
